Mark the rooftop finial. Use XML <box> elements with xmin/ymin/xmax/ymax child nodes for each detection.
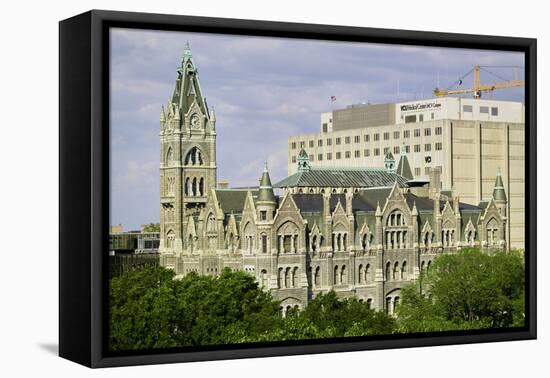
<box><xmin>264</xmin><ymin>161</ymin><xmax>269</xmax><ymax>172</ymax></box>
<box><xmin>183</xmin><ymin>41</ymin><xmax>192</xmax><ymax>60</ymax></box>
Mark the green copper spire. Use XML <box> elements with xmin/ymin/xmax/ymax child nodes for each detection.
<box><xmin>492</xmin><ymin>168</ymin><xmax>507</xmax><ymax>202</ymax></box>
<box><xmin>258</xmin><ymin>162</ymin><xmax>277</xmax><ymax>204</ymax></box>
<box><xmin>384</xmin><ymin>151</ymin><xmax>396</xmax><ymax>173</ymax></box>
<box><xmin>297</xmin><ymin>148</ymin><xmax>311</xmax><ymax>172</ymax></box>
<box><xmin>183</xmin><ymin>41</ymin><xmax>192</xmax><ymax>59</ymax></box>
<box><xmin>396</xmin><ymin>153</ymin><xmax>413</xmax><ymax>180</ymax></box>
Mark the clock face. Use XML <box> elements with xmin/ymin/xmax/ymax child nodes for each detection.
<box><xmin>190</xmin><ymin>114</ymin><xmax>201</xmax><ymax>129</ymax></box>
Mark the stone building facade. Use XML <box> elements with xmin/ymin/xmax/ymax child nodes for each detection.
<box><xmin>289</xmin><ymin>98</ymin><xmax>525</xmax><ymax>250</ymax></box>
<box><xmin>158</xmin><ymin>46</ymin><xmax>508</xmax><ymax>314</ymax></box>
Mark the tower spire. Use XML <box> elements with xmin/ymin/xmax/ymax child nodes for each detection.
<box><xmin>384</xmin><ymin>151</ymin><xmax>396</xmax><ymax>173</ymax></box>
<box><xmin>258</xmin><ymin>162</ymin><xmax>277</xmax><ymax>204</ymax></box>
<box><xmin>396</xmin><ymin>149</ymin><xmax>413</xmax><ymax>179</ymax></box>
<box><xmin>297</xmin><ymin>147</ymin><xmax>311</xmax><ymax>172</ymax></box>
<box><xmin>183</xmin><ymin>41</ymin><xmax>192</xmax><ymax>60</ymax></box>
<box><xmin>492</xmin><ymin>168</ymin><xmax>507</xmax><ymax>202</ymax></box>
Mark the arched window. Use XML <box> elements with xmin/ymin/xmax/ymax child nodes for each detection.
<box><xmin>261</xmin><ymin>234</ymin><xmax>268</xmax><ymax>254</ymax></box>
<box><xmin>401</xmin><ymin>261</ymin><xmax>408</xmax><ymax>280</ymax></box>
<box><xmin>386</xmin><ymin>210</ymin><xmax>407</xmax><ymax>249</ymax></box>
<box><xmin>166</xmin><ymin>230</ymin><xmax>175</xmax><ymax>249</ymax></box>
<box><xmin>366</xmin><ymin>298</ymin><xmax>373</xmax><ymax>309</ymax></box>
<box><xmin>426</xmin><ymin>260</ymin><xmax>432</xmax><ymax>276</ymax></box>
<box><xmin>166</xmin><ymin>146</ymin><xmax>173</xmax><ymax>164</ymax></box>
<box><xmin>184</xmin><ymin>147</ymin><xmax>204</xmax><ymax>166</ymax></box>
<box><xmin>365</xmin><ymin>264</ymin><xmax>371</xmax><ymax>283</ymax></box>
<box><xmin>386</xmin><ymin>297</ymin><xmax>392</xmax><ymax>314</ymax></box>
<box><xmin>358</xmin><ymin>264</ymin><xmax>364</xmax><ymax>284</ymax></box>
<box><xmin>314</xmin><ymin>266</ymin><xmax>321</xmax><ymax>287</ymax></box>
<box><xmin>486</xmin><ymin>218</ymin><xmax>499</xmax><ymax>246</ymax></box>
<box><xmin>333</xmin><ymin>265</ymin><xmax>338</xmax><ymax>285</ymax></box>
<box><xmin>199</xmin><ymin>177</ymin><xmax>204</xmax><ymax>196</ymax></box>
<box><xmin>285</xmin><ymin>267</ymin><xmax>291</xmax><ymax>288</ymax></box>
<box><xmin>261</xmin><ymin>269</ymin><xmax>268</xmax><ymax>288</ymax></box>
<box><xmin>207</xmin><ymin>213</ymin><xmax>216</xmax><ymax>232</ymax></box>
<box><xmin>292</xmin><ymin>267</ymin><xmax>298</xmax><ymax>287</ymax></box>
<box><xmin>362</xmin><ymin>233</ymin><xmax>370</xmax><ymax>251</ymax></box>
<box><xmin>192</xmin><ymin>177</ymin><xmax>197</xmax><ymax>196</ymax></box>
<box><xmin>341</xmin><ymin>265</ymin><xmax>347</xmax><ymax>284</ymax></box>
<box><xmin>311</xmin><ymin>235</ymin><xmax>317</xmax><ymax>253</ymax></box>
<box><xmin>343</xmin><ymin>233</ymin><xmax>348</xmax><ymax>251</ymax></box>
<box><xmin>393</xmin><ymin>262</ymin><xmax>399</xmax><ymax>280</ymax></box>
<box><xmin>278</xmin><ymin>268</ymin><xmax>284</xmax><ymax>288</ymax></box>
<box><xmin>185</xmin><ymin>177</ymin><xmax>190</xmax><ymax>196</ymax></box>
<box><xmin>385</xmin><ymin>262</ymin><xmax>391</xmax><ymax>281</ymax></box>
<box><xmin>277</xmin><ymin>221</ymin><xmax>299</xmax><ymax>254</ymax></box>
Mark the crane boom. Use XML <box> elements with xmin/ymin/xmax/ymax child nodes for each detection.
<box><xmin>433</xmin><ymin>65</ymin><xmax>524</xmax><ymax>99</ymax></box>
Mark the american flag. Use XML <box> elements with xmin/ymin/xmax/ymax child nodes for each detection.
<box><xmin>330</xmin><ymin>95</ymin><xmax>336</xmax><ymax>102</ymax></box>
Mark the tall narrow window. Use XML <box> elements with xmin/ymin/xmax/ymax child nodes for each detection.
<box><xmin>261</xmin><ymin>269</ymin><xmax>268</xmax><ymax>287</ymax></box>
<box><xmin>314</xmin><ymin>266</ymin><xmax>321</xmax><ymax>287</ymax></box>
<box><xmin>261</xmin><ymin>234</ymin><xmax>267</xmax><ymax>254</ymax></box>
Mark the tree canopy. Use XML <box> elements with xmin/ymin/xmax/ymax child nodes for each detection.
<box><xmin>141</xmin><ymin>223</ymin><xmax>160</xmax><ymax>232</ymax></box>
<box><xmin>109</xmin><ymin>248</ymin><xmax>525</xmax><ymax>351</ymax></box>
<box><xmin>396</xmin><ymin>248</ymin><xmax>525</xmax><ymax>333</ymax></box>
<box><xmin>109</xmin><ymin>267</ymin><xmax>393</xmax><ymax>351</ymax></box>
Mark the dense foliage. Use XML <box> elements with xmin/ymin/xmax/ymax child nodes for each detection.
<box><xmin>396</xmin><ymin>248</ymin><xmax>525</xmax><ymax>332</ymax></box>
<box><xmin>109</xmin><ymin>267</ymin><xmax>393</xmax><ymax>351</ymax></box>
<box><xmin>141</xmin><ymin>223</ymin><xmax>160</xmax><ymax>232</ymax></box>
<box><xmin>109</xmin><ymin>248</ymin><xmax>525</xmax><ymax>351</ymax></box>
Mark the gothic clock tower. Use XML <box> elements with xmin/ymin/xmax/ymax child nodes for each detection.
<box><xmin>159</xmin><ymin>43</ymin><xmax>217</xmax><ymax>262</ymax></box>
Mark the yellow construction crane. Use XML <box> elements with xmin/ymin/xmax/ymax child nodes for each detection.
<box><xmin>433</xmin><ymin>64</ymin><xmax>524</xmax><ymax>99</ymax></box>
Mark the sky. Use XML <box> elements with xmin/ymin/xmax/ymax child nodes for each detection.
<box><xmin>109</xmin><ymin>28</ymin><xmax>524</xmax><ymax>230</ymax></box>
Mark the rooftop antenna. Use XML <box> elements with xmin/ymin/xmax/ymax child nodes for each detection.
<box><xmin>397</xmin><ymin>78</ymin><xmax>400</xmax><ymax>101</ymax></box>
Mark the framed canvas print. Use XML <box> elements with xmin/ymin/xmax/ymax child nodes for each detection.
<box><xmin>59</xmin><ymin>10</ymin><xmax>537</xmax><ymax>368</ymax></box>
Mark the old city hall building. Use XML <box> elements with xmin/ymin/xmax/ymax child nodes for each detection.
<box><xmin>158</xmin><ymin>46</ymin><xmax>508</xmax><ymax>314</ymax></box>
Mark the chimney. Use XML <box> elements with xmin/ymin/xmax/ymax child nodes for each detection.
<box><xmin>217</xmin><ymin>180</ymin><xmax>230</xmax><ymax>190</ymax></box>
<box><xmin>428</xmin><ymin>167</ymin><xmax>442</xmax><ymax>199</ymax></box>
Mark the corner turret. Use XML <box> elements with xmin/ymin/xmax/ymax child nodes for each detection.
<box><xmin>384</xmin><ymin>151</ymin><xmax>396</xmax><ymax>173</ymax></box>
<box><xmin>492</xmin><ymin>168</ymin><xmax>507</xmax><ymax>216</ymax></box>
<box><xmin>297</xmin><ymin>148</ymin><xmax>311</xmax><ymax>172</ymax></box>
<box><xmin>257</xmin><ymin>162</ymin><xmax>277</xmax><ymax>222</ymax></box>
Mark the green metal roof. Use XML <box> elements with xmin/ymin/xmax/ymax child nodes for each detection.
<box><xmin>258</xmin><ymin>164</ymin><xmax>277</xmax><ymax>203</ymax></box>
<box><xmin>274</xmin><ymin>168</ymin><xmax>409</xmax><ymax>188</ymax></box>
<box><xmin>215</xmin><ymin>189</ymin><xmax>257</xmax><ymax>214</ymax></box>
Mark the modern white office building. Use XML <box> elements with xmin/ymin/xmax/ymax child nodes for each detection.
<box><xmin>288</xmin><ymin>97</ymin><xmax>525</xmax><ymax>249</ymax></box>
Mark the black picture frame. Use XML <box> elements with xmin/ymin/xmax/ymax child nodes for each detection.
<box><xmin>59</xmin><ymin>9</ymin><xmax>537</xmax><ymax>368</ymax></box>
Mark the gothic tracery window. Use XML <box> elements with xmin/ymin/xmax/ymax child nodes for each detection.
<box><xmin>184</xmin><ymin>147</ymin><xmax>204</xmax><ymax>166</ymax></box>
<box><xmin>486</xmin><ymin>218</ymin><xmax>499</xmax><ymax>246</ymax></box>
<box><xmin>386</xmin><ymin>210</ymin><xmax>408</xmax><ymax>250</ymax></box>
